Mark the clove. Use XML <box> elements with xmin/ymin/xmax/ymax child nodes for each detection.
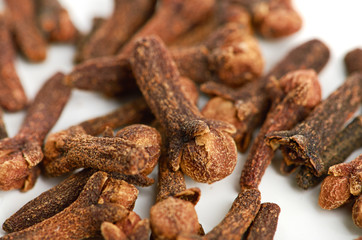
<box><xmin>4</xmin><ymin>0</ymin><xmax>47</xmax><ymax>61</ymax></box>
<box><xmin>201</xmin><ymin>39</ymin><xmax>329</xmax><ymax>152</ymax></box>
<box><xmin>36</xmin><ymin>0</ymin><xmax>78</xmax><ymax>42</ymax></box>
<box><xmin>43</xmin><ymin>124</ymin><xmax>161</xmax><ymax>177</ymax></box>
<box><xmin>131</xmin><ymin>36</ymin><xmax>237</xmax><ymax>183</ymax></box>
<box><xmin>0</xmin><ymin>72</ymin><xmax>71</xmax><ymax>191</ymax></box>
<box><xmin>76</xmin><ymin>0</ymin><xmax>155</xmax><ymax>62</ymax></box>
<box><xmin>0</xmin><ymin>15</ymin><xmax>27</xmax><ymax>112</ymax></box>
<box><xmin>240</xmin><ymin>69</ymin><xmax>321</xmax><ymax>189</ymax></box>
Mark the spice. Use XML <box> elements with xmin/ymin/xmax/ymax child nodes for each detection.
<box><xmin>319</xmin><ymin>154</ymin><xmax>362</xmax><ymax>210</ymax></box>
<box><xmin>240</xmin><ymin>69</ymin><xmax>321</xmax><ymax>189</ymax></box>
<box><xmin>0</xmin><ymin>108</ymin><xmax>8</xmax><ymax>139</ymax></box>
<box><xmin>245</xmin><ymin>203</ymin><xmax>281</xmax><ymax>240</ymax></box>
<box><xmin>267</xmin><ymin>73</ymin><xmax>362</xmax><ymax>174</ymax></box>
<box><xmin>118</xmin><ymin>0</ymin><xmax>215</xmax><ymax>58</ymax></box>
<box><xmin>201</xmin><ymin>39</ymin><xmax>329</xmax><ymax>152</ymax></box>
<box><xmin>43</xmin><ymin>124</ymin><xmax>161</xmax><ymax>177</ymax></box>
<box><xmin>296</xmin><ymin>115</ymin><xmax>362</xmax><ymax>189</ymax></box>
<box><xmin>231</xmin><ymin>0</ymin><xmax>302</xmax><ymax>38</ymax></box>
<box><xmin>0</xmin><ymin>172</ymin><xmax>129</xmax><ymax>240</ymax></box>
<box><xmin>150</xmin><ymin>197</ymin><xmax>200</xmax><ymax>240</ymax></box>
<box><xmin>131</xmin><ymin>36</ymin><xmax>237</xmax><ymax>183</ymax></box>
<box><xmin>36</xmin><ymin>0</ymin><xmax>78</xmax><ymax>42</ymax></box>
<box><xmin>2</xmin><ymin>169</ymin><xmax>95</xmax><ymax>233</ymax></box>
<box><xmin>0</xmin><ymin>72</ymin><xmax>71</xmax><ymax>191</ymax></box>
<box><xmin>0</xmin><ymin>15</ymin><xmax>27</xmax><ymax>112</ymax></box>
<box><xmin>4</xmin><ymin>0</ymin><xmax>47</xmax><ymax>61</ymax></box>
<box><xmin>353</xmin><ymin>195</ymin><xmax>362</xmax><ymax>228</ymax></box>
<box><xmin>77</xmin><ymin>0</ymin><xmax>155</xmax><ymax>62</ymax></box>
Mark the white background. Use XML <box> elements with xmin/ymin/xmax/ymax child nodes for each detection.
<box><xmin>0</xmin><ymin>0</ymin><xmax>362</xmax><ymax>239</ymax></box>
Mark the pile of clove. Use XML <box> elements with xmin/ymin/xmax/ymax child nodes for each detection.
<box><xmin>0</xmin><ymin>0</ymin><xmax>361</xmax><ymax>239</ymax></box>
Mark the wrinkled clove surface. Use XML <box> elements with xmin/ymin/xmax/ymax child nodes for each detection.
<box><xmin>240</xmin><ymin>69</ymin><xmax>321</xmax><ymax>189</ymax></box>
<box><xmin>0</xmin><ymin>172</ymin><xmax>129</xmax><ymax>240</ymax></box>
<box><xmin>3</xmin><ymin>169</ymin><xmax>95</xmax><ymax>233</ymax></box>
<box><xmin>296</xmin><ymin>115</ymin><xmax>362</xmax><ymax>189</ymax></box>
<box><xmin>43</xmin><ymin>124</ymin><xmax>161</xmax><ymax>177</ymax></box>
<box><xmin>77</xmin><ymin>0</ymin><xmax>155</xmax><ymax>62</ymax></box>
<box><xmin>0</xmin><ymin>15</ymin><xmax>27</xmax><ymax>112</ymax></box>
<box><xmin>0</xmin><ymin>72</ymin><xmax>71</xmax><ymax>191</ymax></box>
<box><xmin>131</xmin><ymin>36</ymin><xmax>237</xmax><ymax>183</ymax></box>
<box><xmin>5</xmin><ymin>0</ymin><xmax>47</xmax><ymax>61</ymax></box>
<box><xmin>319</xmin><ymin>154</ymin><xmax>362</xmax><ymax>211</ymax></box>
<box><xmin>245</xmin><ymin>202</ymin><xmax>281</xmax><ymax>240</ymax></box>
<box><xmin>36</xmin><ymin>0</ymin><xmax>78</xmax><ymax>42</ymax></box>
<box><xmin>267</xmin><ymin>73</ymin><xmax>362</xmax><ymax>174</ymax></box>
<box><xmin>202</xmin><ymin>39</ymin><xmax>329</xmax><ymax>152</ymax></box>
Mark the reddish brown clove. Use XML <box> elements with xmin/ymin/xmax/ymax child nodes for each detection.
<box><xmin>150</xmin><ymin>197</ymin><xmax>200</xmax><ymax>240</ymax></box>
<box><xmin>240</xmin><ymin>69</ymin><xmax>321</xmax><ymax>189</ymax></box>
<box><xmin>201</xmin><ymin>39</ymin><xmax>329</xmax><ymax>152</ymax></box>
<box><xmin>0</xmin><ymin>15</ymin><xmax>27</xmax><ymax>112</ymax></box>
<box><xmin>5</xmin><ymin>0</ymin><xmax>47</xmax><ymax>61</ymax></box>
<box><xmin>232</xmin><ymin>0</ymin><xmax>302</xmax><ymax>38</ymax></box>
<box><xmin>43</xmin><ymin>124</ymin><xmax>161</xmax><ymax>177</ymax></box>
<box><xmin>319</xmin><ymin>154</ymin><xmax>362</xmax><ymax>210</ymax></box>
<box><xmin>77</xmin><ymin>0</ymin><xmax>155</xmax><ymax>62</ymax></box>
<box><xmin>131</xmin><ymin>36</ymin><xmax>237</xmax><ymax>183</ymax></box>
<box><xmin>353</xmin><ymin>195</ymin><xmax>362</xmax><ymax>228</ymax></box>
<box><xmin>36</xmin><ymin>0</ymin><xmax>78</xmax><ymax>42</ymax></box>
<box><xmin>118</xmin><ymin>0</ymin><xmax>215</xmax><ymax>58</ymax></box>
<box><xmin>0</xmin><ymin>172</ymin><xmax>129</xmax><ymax>240</ymax></box>
<box><xmin>245</xmin><ymin>202</ymin><xmax>281</xmax><ymax>240</ymax></box>
<box><xmin>0</xmin><ymin>72</ymin><xmax>71</xmax><ymax>191</ymax></box>
<box><xmin>267</xmin><ymin>73</ymin><xmax>362</xmax><ymax>175</ymax></box>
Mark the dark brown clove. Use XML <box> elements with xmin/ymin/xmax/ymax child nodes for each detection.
<box><xmin>5</xmin><ymin>0</ymin><xmax>47</xmax><ymax>61</ymax></box>
<box><xmin>266</xmin><ymin>73</ymin><xmax>362</xmax><ymax>175</ymax></box>
<box><xmin>0</xmin><ymin>172</ymin><xmax>129</xmax><ymax>240</ymax></box>
<box><xmin>77</xmin><ymin>0</ymin><xmax>155</xmax><ymax>62</ymax></box>
<box><xmin>131</xmin><ymin>36</ymin><xmax>237</xmax><ymax>183</ymax></box>
<box><xmin>240</xmin><ymin>69</ymin><xmax>321</xmax><ymax>189</ymax></box>
<box><xmin>296</xmin><ymin>115</ymin><xmax>362</xmax><ymax>189</ymax></box>
<box><xmin>36</xmin><ymin>0</ymin><xmax>78</xmax><ymax>42</ymax></box>
<box><xmin>43</xmin><ymin>124</ymin><xmax>161</xmax><ymax>177</ymax></box>
<box><xmin>245</xmin><ymin>202</ymin><xmax>281</xmax><ymax>240</ymax></box>
<box><xmin>201</xmin><ymin>39</ymin><xmax>329</xmax><ymax>152</ymax></box>
<box><xmin>344</xmin><ymin>48</ymin><xmax>362</xmax><ymax>75</ymax></box>
<box><xmin>0</xmin><ymin>72</ymin><xmax>71</xmax><ymax>191</ymax></box>
<box><xmin>0</xmin><ymin>15</ymin><xmax>27</xmax><ymax>112</ymax></box>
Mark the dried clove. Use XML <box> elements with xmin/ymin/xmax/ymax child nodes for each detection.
<box><xmin>131</xmin><ymin>36</ymin><xmax>237</xmax><ymax>183</ymax></box>
<box><xmin>3</xmin><ymin>169</ymin><xmax>95</xmax><ymax>233</ymax></box>
<box><xmin>201</xmin><ymin>39</ymin><xmax>329</xmax><ymax>152</ymax></box>
<box><xmin>0</xmin><ymin>72</ymin><xmax>71</xmax><ymax>191</ymax></box>
<box><xmin>266</xmin><ymin>73</ymin><xmax>362</xmax><ymax>175</ymax></box>
<box><xmin>43</xmin><ymin>124</ymin><xmax>161</xmax><ymax>177</ymax></box>
<box><xmin>36</xmin><ymin>0</ymin><xmax>78</xmax><ymax>42</ymax></box>
<box><xmin>240</xmin><ymin>69</ymin><xmax>321</xmax><ymax>189</ymax></box>
<box><xmin>0</xmin><ymin>172</ymin><xmax>129</xmax><ymax>240</ymax></box>
<box><xmin>150</xmin><ymin>197</ymin><xmax>200</xmax><ymax>240</ymax></box>
<box><xmin>353</xmin><ymin>195</ymin><xmax>362</xmax><ymax>228</ymax></box>
<box><xmin>231</xmin><ymin>0</ymin><xmax>302</xmax><ymax>38</ymax></box>
<box><xmin>244</xmin><ymin>202</ymin><xmax>281</xmax><ymax>240</ymax></box>
<box><xmin>296</xmin><ymin>115</ymin><xmax>362</xmax><ymax>189</ymax></box>
<box><xmin>117</xmin><ymin>0</ymin><xmax>215</xmax><ymax>58</ymax></box>
<box><xmin>77</xmin><ymin>0</ymin><xmax>155</xmax><ymax>62</ymax></box>
<box><xmin>0</xmin><ymin>15</ymin><xmax>27</xmax><ymax>112</ymax></box>
<box><xmin>319</xmin><ymin>154</ymin><xmax>362</xmax><ymax>211</ymax></box>
<box><xmin>4</xmin><ymin>0</ymin><xmax>47</xmax><ymax>61</ymax></box>
<box><xmin>344</xmin><ymin>48</ymin><xmax>362</xmax><ymax>75</ymax></box>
